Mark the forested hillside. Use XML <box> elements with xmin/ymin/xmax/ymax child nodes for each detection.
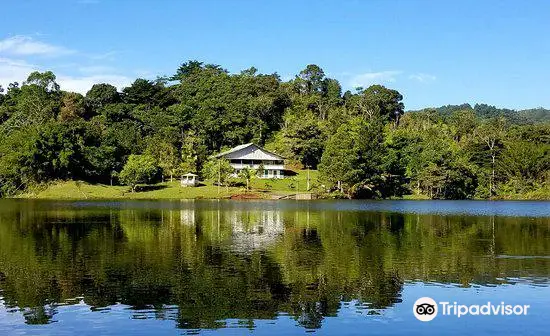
<box><xmin>0</xmin><ymin>62</ymin><xmax>548</xmax><ymax>199</ymax></box>
<box><xmin>410</xmin><ymin>104</ymin><xmax>550</xmax><ymax>124</ymax></box>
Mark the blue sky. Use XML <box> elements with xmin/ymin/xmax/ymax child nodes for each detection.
<box><xmin>1</xmin><ymin>0</ymin><xmax>549</xmax><ymax>110</ymax></box>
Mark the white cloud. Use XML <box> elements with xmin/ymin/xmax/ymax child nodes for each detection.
<box><xmin>0</xmin><ymin>36</ymin><xmax>136</xmax><ymax>94</ymax></box>
<box><xmin>0</xmin><ymin>35</ymin><xmax>75</xmax><ymax>57</ymax></box>
<box><xmin>280</xmin><ymin>74</ymin><xmax>294</xmax><ymax>82</ymax></box>
<box><xmin>409</xmin><ymin>73</ymin><xmax>436</xmax><ymax>83</ymax></box>
<box><xmin>348</xmin><ymin>70</ymin><xmax>402</xmax><ymax>88</ymax></box>
<box><xmin>57</xmin><ymin>74</ymin><xmax>133</xmax><ymax>94</ymax></box>
<box><xmin>0</xmin><ymin>58</ymin><xmax>132</xmax><ymax>93</ymax></box>
<box><xmin>0</xmin><ymin>58</ymin><xmax>38</xmax><ymax>86</ymax></box>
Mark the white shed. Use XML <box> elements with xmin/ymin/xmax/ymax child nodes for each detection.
<box><xmin>180</xmin><ymin>173</ymin><xmax>198</xmax><ymax>187</ymax></box>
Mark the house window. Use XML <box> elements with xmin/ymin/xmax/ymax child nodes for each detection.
<box><xmin>263</xmin><ymin>170</ymin><xmax>268</xmax><ymax>177</ymax></box>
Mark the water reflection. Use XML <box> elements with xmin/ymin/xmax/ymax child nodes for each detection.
<box><xmin>230</xmin><ymin>209</ymin><xmax>284</xmax><ymax>252</ymax></box>
<box><xmin>0</xmin><ymin>200</ymin><xmax>548</xmax><ymax>332</ymax></box>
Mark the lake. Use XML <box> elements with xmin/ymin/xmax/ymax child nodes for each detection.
<box><xmin>0</xmin><ymin>199</ymin><xmax>549</xmax><ymax>335</ymax></box>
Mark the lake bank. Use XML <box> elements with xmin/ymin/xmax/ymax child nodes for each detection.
<box><xmin>15</xmin><ymin>180</ymin><xmax>313</xmax><ymax>200</ymax></box>
<box><xmin>16</xmin><ymin>170</ymin><xmax>320</xmax><ymax>200</ymax></box>
<box><xmin>13</xmin><ymin>179</ymin><xmax>550</xmax><ymax>201</ymax></box>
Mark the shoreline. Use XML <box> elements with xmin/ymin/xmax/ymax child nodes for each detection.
<box><xmin>8</xmin><ymin>179</ymin><xmax>548</xmax><ymax>201</ymax></box>
<box><xmin>8</xmin><ymin>196</ymin><xmax>550</xmax><ymax>202</ymax></box>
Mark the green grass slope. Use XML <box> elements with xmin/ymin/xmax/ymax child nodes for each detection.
<box><xmin>17</xmin><ymin>170</ymin><xmax>320</xmax><ymax>200</ymax></box>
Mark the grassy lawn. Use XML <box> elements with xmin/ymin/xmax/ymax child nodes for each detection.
<box><xmin>17</xmin><ymin>170</ymin><xmax>321</xmax><ymax>200</ymax></box>
<box><xmin>400</xmin><ymin>193</ymin><xmax>431</xmax><ymax>200</ymax></box>
<box><xmin>31</xmin><ymin>181</ymin><xmax>128</xmax><ymax>199</ymax></box>
<box><xmin>250</xmin><ymin>169</ymin><xmax>320</xmax><ymax>192</ymax></box>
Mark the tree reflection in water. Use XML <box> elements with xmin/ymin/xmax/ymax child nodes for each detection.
<box><xmin>0</xmin><ymin>200</ymin><xmax>548</xmax><ymax>330</ymax></box>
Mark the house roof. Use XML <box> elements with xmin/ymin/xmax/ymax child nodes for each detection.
<box><xmin>210</xmin><ymin>143</ymin><xmax>285</xmax><ymax>160</ymax></box>
<box><xmin>182</xmin><ymin>173</ymin><xmax>198</xmax><ymax>176</ymax></box>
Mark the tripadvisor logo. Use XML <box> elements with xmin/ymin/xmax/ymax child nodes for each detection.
<box><xmin>413</xmin><ymin>297</ymin><xmax>530</xmax><ymax>322</ymax></box>
<box><xmin>413</xmin><ymin>297</ymin><xmax>438</xmax><ymax>322</ymax></box>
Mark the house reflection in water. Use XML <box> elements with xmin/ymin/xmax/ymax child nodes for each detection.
<box><xmin>177</xmin><ymin>204</ymin><xmax>285</xmax><ymax>251</ymax></box>
<box><xmin>180</xmin><ymin>208</ymin><xmax>196</xmax><ymax>226</ymax></box>
<box><xmin>230</xmin><ymin>210</ymin><xmax>284</xmax><ymax>252</ymax></box>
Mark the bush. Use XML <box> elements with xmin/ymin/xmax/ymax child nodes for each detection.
<box><xmin>119</xmin><ymin>154</ymin><xmax>158</xmax><ymax>191</ymax></box>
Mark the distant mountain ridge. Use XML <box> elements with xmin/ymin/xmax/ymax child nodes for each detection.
<box><xmin>408</xmin><ymin>103</ymin><xmax>550</xmax><ymax>124</ymax></box>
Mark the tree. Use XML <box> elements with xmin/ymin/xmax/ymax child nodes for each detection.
<box><xmin>177</xmin><ymin>130</ymin><xmax>204</xmax><ymax>176</ymax></box>
<box><xmin>29</xmin><ymin>122</ymin><xmax>86</xmax><ymax>181</ymax></box>
<box><xmin>448</xmin><ymin>109</ymin><xmax>478</xmax><ymax>142</ymax></box>
<box><xmin>318</xmin><ymin>119</ymin><xmax>361</xmax><ymax>196</ymax></box>
<box><xmin>201</xmin><ymin>158</ymin><xmax>234</xmax><ymax>191</ymax></box>
<box><xmin>240</xmin><ymin>67</ymin><xmax>258</xmax><ymax>76</ymax></box>
<box><xmin>267</xmin><ymin>111</ymin><xmax>325</xmax><ymax>168</ymax></box>
<box><xmin>85</xmin><ymin>84</ymin><xmax>120</xmax><ymax>111</ymax></box>
<box><xmin>100</xmin><ymin>103</ymin><xmax>134</xmax><ymax>123</ymax></box>
<box><xmin>1</xmin><ymin>72</ymin><xmax>62</xmax><ymax>131</ymax></box>
<box><xmin>349</xmin><ymin>85</ymin><xmax>404</xmax><ymax>125</ymax></box>
<box><xmin>256</xmin><ymin>163</ymin><xmax>265</xmax><ymax>178</ymax></box>
<box><xmin>319</xmin><ymin>78</ymin><xmax>343</xmax><ymax>119</ymax></box>
<box><xmin>171</xmin><ymin>60</ymin><xmax>204</xmax><ymax>81</ymax></box>
<box><xmin>170</xmin><ymin>61</ymin><xmax>287</xmax><ymax>153</ymax></box>
<box><xmin>395</xmin><ymin>111</ymin><xmax>479</xmax><ymax>199</ymax></box>
<box><xmin>318</xmin><ymin>117</ymin><xmax>387</xmax><ymax>198</ymax></box>
<box><xmin>0</xmin><ymin>127</ymin><xmax>38</xmax><ymax>196</ymax></box>
<box><xmin>122</xmin><ymin>78</ymin><xmax>162</xmax><ymax>106</ymax></box>
<box><xmin>295</xmin><ymin>64</ymin><xmax>325</xmax><ymax>94</ymax></box>
<box><xmin>119</xmin><ymin>154</ymin><xmax>158</xmax><ymax>191</ymax></box>
<box><xmin>498</xmin><ymin>127</ymin><xmax>549</xmax><ymax>193</ymax></box>
<box><xmin>59</xmin><ymin>92</ymin><xmax>86</xmax><ymax>122</ymax></box>
<box><xmin>24</xmin><ymin>71</ymin><xmax>60</xmax><ymax>92</ymax></box>
<box><xmin>238</xmin><ymin>167</ymin><xmax>256</xmax><ymax>190</ymax></box>
<box><xmin>474</xmin><ymin>118</ymin><xmax>506</xmax><ymax>197</ymax></box>
<box><xmin>146</xmin><ymin>139</ymin><xmax>179</xmax><ymax>182</ymax></box>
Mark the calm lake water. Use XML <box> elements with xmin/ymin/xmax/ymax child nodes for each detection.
<box><xmin>0</xmin><ymin>199</ymin><xmax>549</xmax><ymax>335</ymax></box>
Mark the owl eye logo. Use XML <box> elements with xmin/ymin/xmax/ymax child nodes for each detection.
<box><xmin>416</xmin><ymin>303</ymin><xmax>435</xmax><ymax>315</ymax></box>
<box><xmin>413</xmin><ymin>297</ymin><xmax>438</xmax><ymax>321</ymax></box>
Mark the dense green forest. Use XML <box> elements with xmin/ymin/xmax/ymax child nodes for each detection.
<box><xmin>0</xmin><ymin>62</ymin><xmax>548</xmax><ymax>199</ymax></box>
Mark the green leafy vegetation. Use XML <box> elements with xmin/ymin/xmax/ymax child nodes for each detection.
<box><xmin>0</xmin><ymin>65</ymin><xmax>548</xmax><ymax>199</ymax></box>
<box><xmin>119</xmin><ymin>154</ymin><xmax>158</xmax><ymax>191</ymax></box>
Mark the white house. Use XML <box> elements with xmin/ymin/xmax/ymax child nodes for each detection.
<box><xmin>211</xmin><ymin>143</ymin><xmax>285</xmax><ymax>179</ymax></box>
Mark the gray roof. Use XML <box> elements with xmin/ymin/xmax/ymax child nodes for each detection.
<box><xmin>210</xmin><ymin>143</ymin><xmax>285</xmax><ymax>160</ymax></box>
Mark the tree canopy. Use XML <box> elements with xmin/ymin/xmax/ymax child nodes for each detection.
<box><xmin>119</xmin><ymin>154</ymin><xmax>158</xmax><ymax>191</ymax></box>
<box><xmin>0</xmin><ymin>64</ymin><xmax>548</xmax><ymax>199</ymax></box>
